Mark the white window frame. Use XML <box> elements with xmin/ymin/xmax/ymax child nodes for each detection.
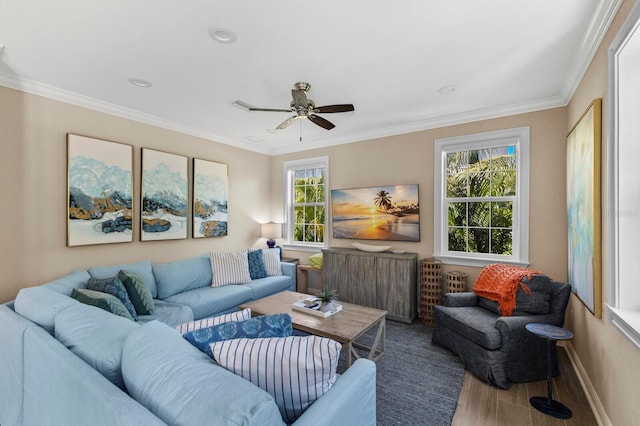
<box><xmin>282</xmin><ymin>156</ymin><xmax>329</xmax><ymax>251</ymax></box>
<box><xmin>606</xmin><ymin>0</ymin><xmax>640</xmax><ymax>350</ymax></box>
<box><xmin>433</xmin><ymin>127</ymin><xmax>530</xmax><ymax>267</ymax></box>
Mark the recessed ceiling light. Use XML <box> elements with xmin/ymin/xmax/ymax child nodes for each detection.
<box><xmin>208</xmin><ymin>27</ymin><xmax>237</xmax><ymax>44</ymax></box>
<box><xmin>129</xmin><ymin>78</ymin><xmax>152</xmax><ymax>88</ymax></box>
<box><xmin>439</xmin><ymin>85</ymin><xmax>458</xmax><ymax>95</ymax></box>
<box><xmin>266</xmin><ymin>129</ymin><xmax>278</xmax><ymax>134</ymax></box>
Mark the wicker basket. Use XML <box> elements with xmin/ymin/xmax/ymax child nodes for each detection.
<box><xmin>419</xmin><ymin>258</ymin><xmax>442</xmax><ymax>325</ymax></box>
<box><xmin>446</xmin><ymin>271</ymin><xmax>467</xmax><ymax>293</ymax></box>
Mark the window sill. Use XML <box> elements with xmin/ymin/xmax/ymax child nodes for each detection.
<box><xmin>433</xmin><ymin>254</ymin><xmax>529</xmax><ymax>268</ymax></box>
<box><xmin>282</xmin><ymin>243</ymin><xmax>326</xmax><ymax>253</ymax></box>
<box><xmin>607</xmin><ymin>305</ymin><xmax>640</xmax><ymax>350</ymax></box>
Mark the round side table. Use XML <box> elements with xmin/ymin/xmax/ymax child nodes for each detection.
<box><xmin>525</xmin><ymin>323</ymin><xmax>573</xmax><ymax>419</ymax></box>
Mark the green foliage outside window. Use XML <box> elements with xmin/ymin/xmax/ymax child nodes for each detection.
<box><xmin>293</xmin><ymin>168</ymin><xmax>325</xmax><ymax>243</ymax></box>
<box><xmin>446</xmin><ymin>147</ymin><xmax>516</xmax><ymax>255</ymax></box>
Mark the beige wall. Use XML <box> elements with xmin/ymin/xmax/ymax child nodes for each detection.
<box><xmin>0</xmin><ymin>86</ymin><xmax>272</xmax><ymax>303</ymax></box>
<box><xmin>566</xmin><ymin>1</ymin><xmax>640</xmax><ymax>425</ymax></box>
<box><xmin>275</xmin><ymin>107</ymin><xmax>569</xmax><ymax>285</ymax></box>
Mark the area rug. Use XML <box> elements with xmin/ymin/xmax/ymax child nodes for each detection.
<box><xmin>337</xmin><ymin>321</ymin><xmax>465</xmax><ymax>426</ymax></box>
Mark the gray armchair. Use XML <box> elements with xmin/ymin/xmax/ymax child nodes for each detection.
<box><xmin>432</xmin><ymin>277</ymin><xmax>571</xmax><ymax>389</ymax></box>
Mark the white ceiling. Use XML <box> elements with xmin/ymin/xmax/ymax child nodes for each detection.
<box><xmin>0</xmin><ymin>0</ymin><xmax>622</xmax><ymax>155</ymax></box>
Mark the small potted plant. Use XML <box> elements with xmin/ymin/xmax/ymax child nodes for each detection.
<box><xmin>316</xmin><ymin>289</ymin><xmax>338</xmax><ymax>312</ymax></box>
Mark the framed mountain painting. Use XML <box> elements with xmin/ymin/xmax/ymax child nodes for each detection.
<box><xmin>192</xmin><ymin>158</ymin><xmax>228</xmax><ymax>238</ymax></box>
<box><xmin>141</xmin><ymin>148</ymin><xmax>188</xmax><ymax>241</ymax></box>
<box><xmin>67</xmin><ymin>134</ymin><xmax>133</xmax><ymax>246</ymax></box>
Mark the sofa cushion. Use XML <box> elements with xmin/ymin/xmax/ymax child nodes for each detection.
<box><xmin>14</xmin><ymin>286</ymin><xmax>79</xmax><ymax>334</ymax></box>
<box><xmin>175</xmin><ymin>308</ymin><xmax>251</xmax><ymax>334</ymax></box>
<box><xmin>183</xmin><ymin>313</ymin><xmax>292</xmax><ymax>357</ymax></box>
<box><xmin>433</xmin><ymin>305</ymin><xmax>503</xmax><ymax>350</ymax></box>
<box><xmin>477</xmin><ymin>275</ymin><xmax>553</xmax><ymax>316</ymax></box>
<box><xmin>40</xmin><ymin>270</ymin><xmax>91</xmax><ymax>296</ymax></box>
<box><xmin>117</xmin><ymin>270</ymin><xmax>154</xmax><ymax>315</ymax></box>
<box><xmin>210</xmin><ymin>250</ymin><xmax>252</xmax><ymax>287</ymax></box>
<box><xmin>164</xmin><ymin>284</ymin><xmax>253</xmax><ymax>319</ymax></box>
<box><xmin>243</xmin><ymin>276</ymin><xmax>292</xmax><ymax>300</ymax></box>
<box><xmin>152</xmin><ymin>255</ymin><xmax>212</xmax><ymax>299</ymax></box>
<box><xmin>87</xmin><ymin>277</ymin><xmax>137</xmax><ymax>319</ymax></box>
<box><xmin>54</xmin><ymin>303</ymin><xmax>139</xmax><ymax>390</ymax></box>
<box><xmin>89</xmin><ymin>261</ymin><xmax>158</xmax><ymax>299</ymax></box>
<box><xmin>136</xmin><ymin>300</ymin><xmax>194</xmax><ymax>328</ymax></box>
<box><xmin>71</xmin><ymin>288</ymin><xmax>135</xmax><ymax>321</ymax></box>
<box><xmin>211</xmin><ymin>335</ymin><xmax>341</xmax><ymax>423</ymax></box>
<box><xmin>262</xmin><ymin>249</ymin><xmax>282</xmax><ymax>276</ymax></box>
<box><xmin>248</xmin><ymin>249</ymin><xmax>268</xmax><ymax>279</ymax></box>
<box><xmin>122</xmin><ymin>321</ymin><xmax>284</xmax><ymax>426</ymax></box>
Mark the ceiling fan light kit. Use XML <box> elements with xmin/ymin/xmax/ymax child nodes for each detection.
<box><xmin>234</xmin><ymin>81</ymin><xmax>354</xmax><ymax>133</ymax></box>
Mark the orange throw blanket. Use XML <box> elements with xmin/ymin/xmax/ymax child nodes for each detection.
<box><xmin>473</xmin><ymin>263</ymin><xmax>542</xmax><ymax>316</ymax></box>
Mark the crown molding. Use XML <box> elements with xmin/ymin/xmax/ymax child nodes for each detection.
<box><xmin>0</xmin><ymin>72</ymin><xmax>272</xmax><ymax>155</ymax></box>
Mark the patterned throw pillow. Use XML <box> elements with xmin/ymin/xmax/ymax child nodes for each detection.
<box><xmin>247</xmin><ymin>249</ymin><xmax>268</xmax><ymax>279</ymax></box>
<box><xmin>118</xmin><ymin>270</ymin><xmax>154</xmax><ymax>315</ymax></box>
<box><xmin>71</xmin><ymin>288</ymin><xmax>135</xmax><ymax>321</ymax></box>
<box><xmin>210</xmin><ymin>250</ymin><xmax>252</xmax><ymax>287</ymax></box>
<box><xmin>87</xmin><ymin>277</ymin><xmax>137</xmax><ymax>319</ymax></box>
<box><xmin>262</xmin><ymin>249</ymin><xmax>282</xmax><ymax>276</ymax></box>
<box><xmin>210</xmin><ymin>335</ymin><xmax>341</xmax><ymax>423</ymax></box>
<box><xmin>183</xmin><ymin>313</ymin><xmax>292</xmax><ymax>358</ymax></box>
<box><xmin>174</xmin><ymin>308</ymin><xmax>252</xmax><ymax>334</ymax></box>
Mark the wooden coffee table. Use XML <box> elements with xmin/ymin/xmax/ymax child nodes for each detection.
<box><xmin>240</xmin><ymin>291</ymin><xmax>386</xmax><ymax>367</ymax></box>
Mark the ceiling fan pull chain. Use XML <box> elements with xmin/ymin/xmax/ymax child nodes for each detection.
<box><xmin>299</xmin><ymin>119</ymin><xmax>303</xmax><ymax>142</ymax></box>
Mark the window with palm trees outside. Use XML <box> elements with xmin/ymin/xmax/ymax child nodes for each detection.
<box><xmin>434</xmin><ymin>127</ymin><xmax>530</xmax><ymax>267</ymax></box>
<box><xmin>283</xmin><ymin>157</ymin><xmax>328</xmax><ymax>248</ymax></box>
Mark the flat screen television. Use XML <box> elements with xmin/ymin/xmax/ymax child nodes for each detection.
<box><xmin>331</xmin><ymin>184</ymin><xmax>420</xmax><ymax>242</ymax></box>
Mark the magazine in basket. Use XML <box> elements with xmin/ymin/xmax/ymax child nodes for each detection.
<box><xmin>292</xmin><ymin>296</ymin><xmax>343</xmax><ymax>318</ymax></box>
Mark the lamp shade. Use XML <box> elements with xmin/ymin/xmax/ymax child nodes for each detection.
<box><xmin>261</xmin><ymin>222</ymin><xmax>282</xmax><ymax>239</ymax></box>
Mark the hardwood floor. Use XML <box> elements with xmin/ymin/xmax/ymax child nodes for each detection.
<box><xmin>451</xmin><ymin>347</ymin><xmax>598</xmax><ymax>426</ymax></box>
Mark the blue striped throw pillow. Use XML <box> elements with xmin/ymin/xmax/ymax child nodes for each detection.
<box><xmin>210</xmin><ymin>335</ymin><xmax>341</xmax><ymax>423</ymax></box>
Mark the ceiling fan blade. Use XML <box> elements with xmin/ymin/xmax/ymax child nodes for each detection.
<box><xmin>249</xmin><ymin>107</ymin><xmax>292</xmax><ymax>113</ymax></box>
<box><xmin>276</xmin><ymin>116</ymin><xmax>298</xmax><ymax>130</ymax></box>
<box><xmin>308</xmin><ymin>114</ymin><xmax>335</xmax><ymax>130</ymax></box>
<box><xmin>291</xmin><ymin>89</ymin><xmax>308</xmax><ymax>108</ymax></box>
<box><xmin>313</xmin><ymin>104</ymin><xmax>355</xmax><ymax>113</ymax></box>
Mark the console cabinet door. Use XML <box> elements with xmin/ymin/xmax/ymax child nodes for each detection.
<box><xmin>322</xmin><ymin>248</ymin><xmax>417</xmax><ymax>323</ymax></box>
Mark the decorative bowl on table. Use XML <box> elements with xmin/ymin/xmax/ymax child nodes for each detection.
<box><xmin>351</xmin><ymin>242</ymin><xmax>392</xmax><ymax>252</ymax></box>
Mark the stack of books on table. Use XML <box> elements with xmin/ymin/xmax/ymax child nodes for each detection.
<box><xmin>292</xmin><ymin>297</ymin><xmax>343</xmax><ymax>318</ymax></box>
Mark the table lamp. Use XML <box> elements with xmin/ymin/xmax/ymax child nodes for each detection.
<box><xmin>261</xmin><ymin>222</ymin><xmax>282</xmax><ymax>248</ymax></box>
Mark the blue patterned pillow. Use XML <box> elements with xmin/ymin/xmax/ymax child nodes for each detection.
<box><xmin>247</xmin><ymin>249</ymin><xmax>267</xmax><ymax>279</ymax></box>
<box><xmin>182</xmin><ymin>313</ymin><xmax>292</xmax><ymax>357</ymax></box>
<box><xmin>87</xmin><ymin>277</ymin><xmax>137</xmax><ymax>319</ymax></box>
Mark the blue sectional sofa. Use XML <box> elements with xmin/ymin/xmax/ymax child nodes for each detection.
<box><xmin>0</xmin><ymin>252</ymin><xmax>377</xmax><ymax>426</ymax></box>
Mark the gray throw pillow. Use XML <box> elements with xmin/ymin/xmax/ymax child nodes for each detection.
<box><xmin>87</xmin><ymin>277</ymin><xmax>137</xmax><ymax>319</ymax></box>
<box><xmin>71</xmin><ymin>288</ymin><xmax>135</xmax><ymax>321</ymax></box>
<box><xmin>118</xmin><ymin>270</ymin><xmax>154</xmax><ymax>315</ymax></box>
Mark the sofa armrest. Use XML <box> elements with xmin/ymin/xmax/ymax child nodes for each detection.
<box><xmin>495</xmin><ymin>313</ymin><xmax>565</xmax><ymax>337</ymax></box>
<box><xmin>281</xmin><ymin>262</ymin><xmax>297</xmax><ymax>292</ymax></box>
<box><xmin>444</xmin><ymin>292</ymin><xmax>479</xmax><ymax>307</ymax></box>
<box><xmin>292</xmin><ymin>359</ymin><xmax>376</xmax><ymax>426</ymax></box>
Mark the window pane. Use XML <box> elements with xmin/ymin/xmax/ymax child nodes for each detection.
<box><xmin>446</xmin><ymin>172</ymin><xmax>468</xmax><ymax>198</ymax></box>
<box><xmin>448</xmin><ymin>227</ymin><xmax>467</xmax><ymax>252</ymax></box>
<box><xmin>469</xmin><ymin>228</ymin><xmax>490</xmax><ymax>253</ymax></box>
<box><xmin>295</xmin><ymin>185</ymin><xmax>305</xmax><ymax>202</ymax></box>
<box><xmin>490</xmin><ymin>170</ymin><xmax>516</xmax><ymax>196</ymax></box>
<box><xmin>468</xmin><ymin>149</ymin><xmax>482</xmax><ymax>165</ymax></box>
<box><xmin>468</xmin><ymin>202</ymin><xmax>490</xmax><ymax>227</ymax></box>
<box><xmin>491</xmin><ymin>229</ymin><xmax>512</xmax><ymax>255</ymax></box>
<box><xmin>491</xmin><ymin>202</ymin><xmax>512</xmax><ymax>227</ymax></box>
<box><xmin>447</xmin><ymin>151</ymin><xmax>468</xmax><ymax>176</ymax></box>
<box><xmin>448</xmin><ymin>202</ymin><xmax>467</xmax><ymax>226</ymax></box>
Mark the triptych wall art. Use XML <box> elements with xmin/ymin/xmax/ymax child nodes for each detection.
<box><xmin>67</xmin><ymin>134</ymin><xmax>228</xmax><ymax>246</ymax></box>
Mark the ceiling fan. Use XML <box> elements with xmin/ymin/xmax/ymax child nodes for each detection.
<box><xmin>233</xmin><ymin>82</ymin><xmax>354</xmax><ymax>131</ymax></box>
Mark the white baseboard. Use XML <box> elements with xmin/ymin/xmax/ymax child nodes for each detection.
<box><xmin>560</xmin><ymin>341</ymin><xmax>610</xmax><ymax>426</ymax></box>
